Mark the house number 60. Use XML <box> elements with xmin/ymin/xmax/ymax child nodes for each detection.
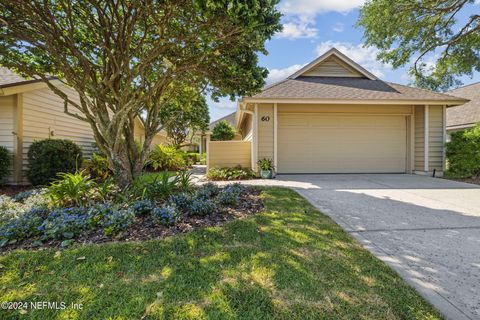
<box><xmin>261</xmin><ymin>116</ymin><xmax>270</xmax><ymax>122</ymax></box>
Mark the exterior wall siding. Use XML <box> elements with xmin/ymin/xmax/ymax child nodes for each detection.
<box><xmin>21</xmin><ymin>87</ymin><xmax>95</xmax><ymax>182</ymax></box>
<box><xmin>414</xmin><ymin>105</ymin><xmax>425</xmax><ymax>171</ymax></box>
<box><xmin>428</xmin><ymin>105</ymin><xmax>445</xmax><ymax>172</ymax></box>
<box><xmin>0</xmin><ymin>95</ymin><xmax>15</xmax><ymax>182</ymax></box>
<box><xmin>303</xmin><ymin>57</ymin><xmax>362</xmax><ymax>78</ymax></box>
<box><xmin>257</xmin><ymin>104</ymin><xmax>274</xmax><ymax>161</ymax></box>
<box><xmin>207</xmin><ymin>141</ymin><xmax>251</xmax><ymax>169</ymax></box>
<box><xmin>240</xmin><ymin>114</ymin><xmax>253</xmax><ymax>141</ymax></box>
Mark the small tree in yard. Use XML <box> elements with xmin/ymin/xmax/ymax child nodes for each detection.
<box><xmin>358</xmin><ymin>0</ymin><xmax>480</xmax><ymax>91</ymax></box>
<box><xmin>211</xmin><ymin>120</ymin><xmax>236</xmax><ymax>141</ymax></box>
<box><xmin>159</xmin><ymin>85</ymin><xmax>210</xmax><ymax>148</ymax></box>
<box><xmin>0</xmin><ymin>0</ymin><xmax>282</xmax><ymax>185</ymax></box>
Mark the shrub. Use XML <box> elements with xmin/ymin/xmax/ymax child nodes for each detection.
<box><xmin>188</xmin><ymin>198</ymin><xmax>216</xmax><ymax>216</ymax></box>
<box><xmin>0</xmin><ymin>146</ymin><xmax>11</xmax><ymax>184</ymax></box>
<box><xmin>131</xmin><ymin>199</ymin><xmax>154</xmax><ymax>216</ymax></box>
<box><xmin>146</xmin><ymin>144</ymin><xmax>186</xmax><ymax>171</ymax></box>
<box><xmin>217</xmin><ymin>184</ymin><xmax>246</xmax><ymax>206</ymax></box>
<box><xmin>168</xmin><ymin>193</ymin><xmax>192</xmax><ymax>212</ymax></box>
<box><xmin>144</xmin><ymin>171</ymin><xmax>179</xmax><ymax>200</ymax></box>
<box><xmin>206</xmin><ymin>166</ymin><xmax>255</xmax><ymax>181</ymax></box>
<box><xmin>211</xmin><ymin>120</ymin><xmax>236</xmax><ymax>141</ymax></box>
<box><xmin>196</xmin><ymin>182</ymin><xmax>220</xmax><ymax>199</ymax></box>
<box><xmin>0</xmin><ymin>207</ymin><xmax>49</xmax><ymax>245</ymax></box>
<box><xmin>446</xmin><ymin>125</ymin><xmax>480</xmax><ymax>178</ymax></box>
<box><xmin>27</xmin><ymin>139</ymin><xmax>83</xmax><ymax>186</ymax></box>
<box><xmin>83</xmin><ymin>153</ymin><xmax>112</xmax><ymax>181</ymax></box>
<box><xmin>152</xmin><ymin>205</ymin><xmax>180</xmax><ymax>226</ymax></box>
<box><xmin>177</xmin><ymin>170</ymin><xmax>194</xmax><ymax>192</ymax></box>
<box><xmin>101</xmin><ymin>209</ymin><xmax>135</xmax><ymax>236</ymax></box>
<box><xmin>39</xmin><ymin>207</ymin><xmax>89</xmax><ymax>240</ymax></box>
<box><xmin>181</xmin><ymin>152</ymin><xmax>200</xmax><ymax>166</ymax></box>
<box><xmin>199</xmin><ymin>153</ymin><xmax>207</xmax><ymax>165</ymax></box>
<box><xmin>47</xmin><ymin>171</ymin><xmax>95</xmax><ymax>207</ymax></box>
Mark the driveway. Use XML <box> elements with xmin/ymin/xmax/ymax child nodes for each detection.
<box><xmin>258</xmin><ymin>174</ymin><xmax>479</xmax><ymax>320</ymax></box>
<box><xmin>207</xmin><ymin>173</ymin><xmax>480</xmax><ymax>319</ymax></box>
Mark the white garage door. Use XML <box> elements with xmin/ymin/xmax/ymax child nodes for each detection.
<box><xmin>277</xmin><ymin>113</ymin><xmax>407</xmax><ymax>173</ymax></box>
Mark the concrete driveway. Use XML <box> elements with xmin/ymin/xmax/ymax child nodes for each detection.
<box><xmin>264</xmin><ymin>174</ymin><xmax>480</xmax><ymax>320</ymax></box>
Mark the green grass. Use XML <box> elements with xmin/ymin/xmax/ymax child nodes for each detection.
<box><xmin>0</xmin><ymin>188</ymin><xmax>441</xmax><ymax>319</ymax></box>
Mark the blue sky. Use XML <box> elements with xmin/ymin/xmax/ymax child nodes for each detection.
<box><xmin>208</xmin><ymin>0</ymin><xmax>480</xmax><ymax>121</ymax></box>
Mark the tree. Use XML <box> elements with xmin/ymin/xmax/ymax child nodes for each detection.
<box><xmin>159</xmin><ymin>85</ymin><xmax>210</xmax><ymax>148</ymax></box>
<box><xmin>211</xmin><ymin>120</ymin><xmax>236</xmax><ymax>141</ymax></box>
<box><xmin>358</xmin><ymin>0</ymin><xmax>480</xmax><ymax>91</ymax></box>
<box><xmin>0</xmin><ymin>0</ymin><xmax>281</xmax><ymax>185</ymax></box>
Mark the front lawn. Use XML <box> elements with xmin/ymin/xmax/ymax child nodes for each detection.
<box><xmin>0</xmin><ymin>188</ymin><xmax>441</xmax><ymax>319</ymax></box>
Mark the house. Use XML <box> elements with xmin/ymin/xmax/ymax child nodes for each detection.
<box><xmin>207</xmin><ymin>48</ymin><xmax>467</xmax><ymax>175</ymax></box>
<box><xmin>199</xmin><ymin>112</ymin><xmax>241</xmax><ymax>154</ymax></box>
<box><xmin>446</xmin><ymin>82</ymin><xmax>479</xmax><ymax>135</ymax></box>
<box><xmin>0</xmin><ymin>68</ymin><xmax>168</xmax><ymax>184</ymax></box>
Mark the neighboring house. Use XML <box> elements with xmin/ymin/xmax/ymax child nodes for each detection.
<box><xmin>446</xmin><ymin>82</ymin><xmax>479</xmax><ymax>135</ymax></box>
<box><xmin>208</xmin><ymin>48</ymin><xmax>467</xmax><ymax>176</ymax></box>
<box><xmin>199</xmin><ymin>112</ymin><xmax>241</xmax><ymax>154</ymax></box>
<box><xmin>0</xmin><ymin>68</ymin><xmax>167</xmax><ymax>184</ymax></box>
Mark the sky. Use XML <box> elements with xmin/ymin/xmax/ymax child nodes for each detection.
<box><xmin>208</xmin><ymin>0</ymin><xmax>480</xmax><ymax>122</ymax></box>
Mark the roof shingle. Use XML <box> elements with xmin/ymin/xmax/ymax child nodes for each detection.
<box><xmin>447</xmin><ymin>82</ymin><xmax>480</xmax><ymax>129</ymax></box>
<box><xmin>252</xmin><ymin>77</ymin><xmax>466</xmax><ymax>102</ymax></box>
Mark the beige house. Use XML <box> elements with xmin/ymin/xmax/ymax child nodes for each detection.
<box><xmin>446</xmin><ymin>82</ymin><xmax>479</xmax><ymax>135</ymax></box>
<box><xmin>0</xmin><ymin>68</ymin><xmax>167</xmax><ymax>184</ymax></box>
<box><xmin>207</xmin><ymin>48</ymin><xmax>467</xmax><ymax>176</ymax></box>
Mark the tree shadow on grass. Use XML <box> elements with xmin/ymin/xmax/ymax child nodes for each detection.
<box><xmin>0</xmin><ymin>188</ymin><xmax>442</xmax><ymax>320</ymax></box>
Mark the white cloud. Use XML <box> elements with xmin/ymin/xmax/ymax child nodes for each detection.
<box><xmin>332</xmin><ymin>23</ymin><xmax>344</xmax><ymax>32</ymax></box>
<box><xmin>280</xmin><ymin>0</ymin><xmax>366</xmax><ymax>16</ymax></box>
<box><xmin>276</xmin><ymin>19</ymin><xmax>318</xmax><ymax>39</ymax></box>
<box><xmin>266</xmin><ymin>64</ymin><xmax>306</xmax><ymax>84</ymax></box>
<box><xmin>315</xmin><ymin>41</ymin><xmax>392</xmax><ymax>77</ymax></box>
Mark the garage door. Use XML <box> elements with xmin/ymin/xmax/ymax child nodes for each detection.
<box><xmin>277</xmin><ymin>114</ymin><xmax>407</xmax><ymax>173</ymax></box>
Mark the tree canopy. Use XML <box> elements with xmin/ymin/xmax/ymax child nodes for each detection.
<box><xmin>158</xmin><ymin>85</ymin><xmax>210</xmax><ymax>148</ymax></box>
<box><xmin>358</xmin><ymin>0</ymin><xmax>479</xmax><ymax>91</ymax></box>
<box><xmin>211</xmin><ymin>120</ymin><xmax>236</xmax><ymax>141</ymax></box>
<box><xmin>0</xmin><ymin>0</ymin><xmax>282</xmax><ymax>184</ymax></box>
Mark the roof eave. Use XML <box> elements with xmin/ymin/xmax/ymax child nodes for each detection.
<box><xmin>242</xmin><ymin>97</ymin><xmax>468</xmax><ymax>106</ymax></box>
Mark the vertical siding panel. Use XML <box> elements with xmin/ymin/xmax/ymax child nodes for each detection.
<box><xmin>0</xmin><ymin>95</ymin><xmax>16</xmax><ymax>183</ymax></box>
<box><xmin>414</xmin><ymin>105</ymin><xmax>425</xmax><ymax>171</ymax></box>
<box><xmin>257</xmin><ymin>104</ymin><xmax>274</xmax><ymax>161</ymax></box>
<box><xmin>428</xmin><ymin>105</ymin><xmax>444</xmax><ymax>172</ymax></box>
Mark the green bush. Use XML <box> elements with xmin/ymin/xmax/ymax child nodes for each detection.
<box><xmin>0</xmin><ymin>146</ymin><xmax>11</xmax><ymax>184</ymax></box>
<box><xmin>181</xmin><ymin>152</ymin><xmax>200</xmax><ymax>166</ymax></box>
<box><xmin>211</xmin><ymin>120</ymin><xmax>236</xmax><ymax>141</ymax></box>
<box><xmin>146</xmin><ymin>144</ymin><xmax>186</xmax><ymax>171</ymax></box>
<box><xmin>27</xmin><ymin>139</ymin><xmax>83</xmax><ymax>186</ymax></box>
<box><xmin>47</xmin><ymin>171</ymin><xmax>95</xmax><ymax>207</ymax></box>
<box><xmin>206</xmin><ymin>166</ymin><xmax>256</xmax><ymax>181</ymax></box>
<box><xmin>83</xmin><ymin>153</ymin><xmax>112</xmax><ymax>181</ymax></box>
<box><xmin>445</xmin><ymin>125</ymin><xmax>480</xmax><ymax>178</ymax></box>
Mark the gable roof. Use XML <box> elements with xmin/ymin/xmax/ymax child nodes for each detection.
<box><xmin>289</xmin><ymin>48</ymin><xmax>378</xmax><ymax>80</ymax></box>
<box><xmin>447</xmin><ymin>82</ymin><xmax>480</xmax><ymax>129</ymax></box>
<box><xmin>209</xmin><ymin>112</ymin><xmax>236</xmax><ymax>131</ymax></box>
<box><xmin>250</xmin><ymin>76</ymin><xmax>467</xmax><ymax>104</ymax></box>
<box><xmin>243</xmin><ymin>48</ymin><xmax>467</xmax><ymax>105</ymax></box>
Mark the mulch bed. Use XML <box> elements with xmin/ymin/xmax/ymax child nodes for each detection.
<box><xmin>0</xmin><ymin>185</ymin><xmax>33</xmax><ymax>197</ymax></box>
<box><xmin>1</xmin><ymin>187</ymin><xmax>264</xmax><ymax>252</ymax></box>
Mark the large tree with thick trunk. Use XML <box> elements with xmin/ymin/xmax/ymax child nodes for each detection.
<box><xmin>0</xmin><ymin>0</ymin><xmax>281</xmax><ymax>185</ymax></box>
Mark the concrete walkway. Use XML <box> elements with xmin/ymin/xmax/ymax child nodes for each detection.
<box><xmin>203</xmin><ymin>173</ymin><xmax>480</xmax><ymax>320</ymax></box>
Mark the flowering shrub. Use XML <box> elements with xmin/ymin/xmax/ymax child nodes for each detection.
<box><xmin>131</xmin><ymin>200</ymin><xmax>154</xmax><ymax>216</ymax></box>
<box><xmin>188</xmin><ymin>198</ymin><xmax>216</xmax><ymax>216</ymax></box>
<box><xmin>217</xmin><ymin>184</ymin><xmax>245</xmax><ymax>206</ymax></box>
<box><xmin>196</xmin><ymin>182</ymin><xmax>220</xmax><ymax>199</ymax></box>
<box><xmin>168</xmin><ymin>193</ymin><xmax>192</xmax><ymax>212</ymax></box>
<box><xmin>152</xmin><ymin>206</ymin><xmax>179</xmax><ymax>226</ymax></box>
<box><xmin>101</xmin><ymin>209</ymin><xmax>135</xmax><ymax>236</ymax></box>
<box><xmin>39</xmin><ymin>208</ymin><xmax>89</xmax><ymax>240</ymax></box>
